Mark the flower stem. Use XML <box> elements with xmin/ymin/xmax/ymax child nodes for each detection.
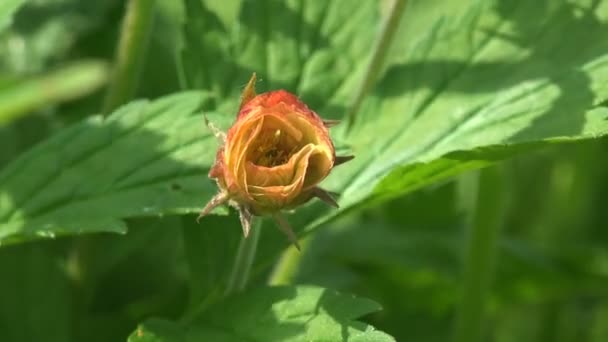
<box><xmin>453</xmin><ymin>166</ymin><xmax>506</xmax><ymax>342</ymax></box>
<box><xmin>267</xmin><ymin>235</ymin><xmax>311</xmax><ymax>285</ymax></box>
<box><xmin>345</xmin><ymin>0</ymin><xmax>407</xmax><ymax>132</ymax></box>
<box><xmin>225</xmin><ymin>219</ymin><xmax>263</xmax><ymax>295</ymax></box>
<box><xmin>102</xmin><ymin>0</ymin><xmax>156</xmax><ymax>114</ymax></box>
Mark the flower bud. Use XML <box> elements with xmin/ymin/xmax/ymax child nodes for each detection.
<box><xmin>198</xmin><ymin>74</ymin><xmax>353</xmax><ymax>249</ymax></box>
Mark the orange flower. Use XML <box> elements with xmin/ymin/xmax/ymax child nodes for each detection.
<box><xmin>198</xmin><ymin>74</ymin><xmax>353</xmax><ymax>249</ymax></box>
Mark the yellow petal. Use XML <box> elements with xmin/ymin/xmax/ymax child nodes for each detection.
<box><xmin>247</xmin><ymin>144</ymin><xmax>315</xmax><ymax>209</ymax></box>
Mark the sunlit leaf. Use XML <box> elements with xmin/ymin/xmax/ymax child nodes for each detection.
<box><xmin>180</xmin><ymin>0</ymin><xmax>378</xmax><ymax>117</ymax></box>
<box><xmin>0</xmin><ymin>92</ymin><xmax>228</xmax><ymax>244</ymax></box>
<box><xmin>299</xmin><ymin>0</ymin><xmax>608</xmax><ymax>232</ymax></box>
<box><xmin>129</xmin><ymin>286</ymin><xmax>394</xmax><ymax>342</ymax></box>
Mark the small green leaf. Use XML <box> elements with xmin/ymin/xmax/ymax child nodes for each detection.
<box><xmin>129</xmin><ymin>286</ymin><xmax>395</xmax><ymax>342</ymax></box>
<box><xmin>0</xmin><ymin>92</ymin><xmax>227</xmax><ymax>244</ymax></box>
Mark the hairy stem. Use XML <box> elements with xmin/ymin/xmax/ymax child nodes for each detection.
<box><xmin>345</xmin><ymin>0</ymin><xmax>407</xmax><ymax>132</ymax></box>
<box><xmin>102</xmin><ymin>0</ymin><xmax>156</xmax><ymax>114</ymax></box>
<box><xmin>225</xmin><ymin>219</ymin><xmax>263</xmax><ymax>295</ymax></box>
<box><xmin>453</xmin><ymin>167</ymin><xmax>506</xmax><ymax>342</ymax></box>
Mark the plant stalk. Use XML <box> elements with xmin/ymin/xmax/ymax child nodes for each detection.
<box><xmin>345</xmin><ymin>0</ymin><xmax>407</xmax><ymax>132</ymax></box>
<box><xmin>102</xmin><ymin>0</ymin><xmax>156</xmax><ymax>114</ymax></box>
<box><xmin>453</xmin><ymin>166</ymin><xmax>506</xmax><ymax>342</ymax></box>
<box><xmin>225</xmin><ymin>219</ymin><xmax>263</xmax><ymax>295</ymax></box>
<box><xmin>267</xmin><ymin>235</ymin><xmax>311</xmax><ymax>285</ymax></box>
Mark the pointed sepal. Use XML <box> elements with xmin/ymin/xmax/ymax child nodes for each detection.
<box><xmin>272</xmin><ymin>213</ymin><xmax>301</xmax><ymax>251</ymax></box>
<box><xmin>322</xmin><ymin>119</ymin><xmax>341</xmax><ymax>128</ymax></box>
<box><xmin>239</xmin><ymin>73</ymin><xmax>257</xmax><ymax>109</ymax></box>
<box><xmin>312</xmin><ymin>187</ymin><xmax>339</xmax><ymax>208</ymax></box>
<box><xmin>335</xmin><ymin>155</ymin><xmax>355</xmax><ymax>166</ymax></box>
<box><xmin>197</xmin><ymin>192</ymin><xmax>229</xmax><ymax>223</ymax></box>
<box><xmin>237</xmin><ymin>205</ymin><xmax>253</xmax><ymax>237</ymax></box>
<box><xmin>204</xmin><ymin>113</ymin><xmax>226</xmax><ymax>142</ymax></box>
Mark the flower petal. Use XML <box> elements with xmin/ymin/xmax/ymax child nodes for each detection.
<box><xmin>247</xmin><ymin>144</ymin><xmax>315</xmax><ymax>210</ymax></box>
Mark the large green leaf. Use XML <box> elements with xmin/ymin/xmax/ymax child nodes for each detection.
<box><xmin>294</xmin><ymin>0</ymin><xmax>608</xmax><ymax>233</ymax></box>
<box><xmin>129</xmin><ymin>286</ymin><xmax>394</xmax><ymax>342</ymax></box>
<box><xmin>2</xmin><ymin>0</ymin><xmax>608</xmax><ymax>246</ymax></box>
<box><xmin>0</xmin><ymin>92</ymin><xmax>227</xmax><ymax>244</ymax></box>
<box><xmin>180</xmin><ymin>0</ymin><xmax>378</xmax><ymax>117</ymax></box>
<box><xmin>177</xmin><ymin>0</ymin><xmax>608</xmax><ymax>238</ymax></box>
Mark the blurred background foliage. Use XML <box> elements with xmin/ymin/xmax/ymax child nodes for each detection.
<box><xmin>1</xmin><ymin>0</ymin><xmax>608</xmax><ymax>341</ymax></box>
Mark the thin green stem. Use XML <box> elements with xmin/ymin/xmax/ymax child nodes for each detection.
<box><xmin>267</xmin><ymin>235</ymin><xmax>311</xmax><ymax>285</ymax></box>
<box><xmin>102</xmin><ymin>0</ymin><xmax>156</xmax><ymax>114</ymax></box>
<box><xmin>345</xmin><ymin>0</ymin><xmax>407</xmax><ymax>132</ymax></box>
<box><xmin>225</xmin><ymin>219</ymin><xmax>263</xmax><ymax>295</ymax></box>
<box><xmin>453</xmin><ymin>166</ymin><xmax>506</xmax><ymax>342</ymax></box>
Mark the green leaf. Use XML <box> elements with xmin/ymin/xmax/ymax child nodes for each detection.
<box><xmin>298</xmin><ymin>0</ymin><xmax>608</xmax><ymax>232</ymax></box>
<box><xmin>129</xmin><ymin>286</ymin><xmax>394</xmax><ymax>342</ymax></box>
<box><xmin>0</xmin><ymin>0</ymin><xmax>25</xmax><ymax>32</ymax></box>
<box><xmin>3</xmin><ymin>0</ymin><xmax>608</xmax><ymax>248</ymax></box>
<box><xmin>178</xmin><ymin>0</ymin><xmax>608</xmax><ymax>240</ymax></box>
<box><xmin>180</xmin><ymin>0</ymin><xmax>378</xmax><ymax>117</ymax></box>
<box><xmin>0</xmin><ymin>92</ymin><xmax>228</xmax><ymax>244</ymax></box>
<box><xmin>0</xmin><ymin>61</ymin><xmax>109</xmax><ymax>125</ymax></box>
